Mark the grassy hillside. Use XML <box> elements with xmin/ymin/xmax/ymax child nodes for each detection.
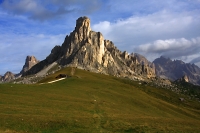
<box><xmin>0</xmin><ymin>67</ymin><xmax>200</xmax><ymax>133</ymax></box>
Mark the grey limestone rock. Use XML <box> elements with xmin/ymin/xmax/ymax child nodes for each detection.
<box><xmin>24</xmin><ymin>16</ymin><xmax>156</xmax><ymax>80</ymax></box>
<box><xmin>3</xmin><ymin>71</ymin><xmax>15</xmax><ymax>82</ymax></box>
<box><xmin>20</xmin><ymin>56</ymin><xmax>39</xmax><ymax>75</ymax></box>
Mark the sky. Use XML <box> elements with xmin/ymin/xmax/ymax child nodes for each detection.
<box><xmin>0</xmin><ymin>0</ymin><xmax>200</xmax><ymax>75</ymax></box>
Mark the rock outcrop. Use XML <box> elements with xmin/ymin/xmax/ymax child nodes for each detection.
<box><xmin>2</xmin><ymin>71</ymin><xmax>15</xmax><ymax>82</ymax></box>
<box><xmin>24</xmin><ymin>16</ymin><xmax>156</xmax><ymax>80</ymax></box>
<box><xmin>181</xmin><ymin>75</ymin><xmax>189</xmax><ymax>83</ymax></box>
<box><xmin>20</xmin><ymin>56</ymin><xmax>39</xmax><ymax>75</ymax></box>
<box><xmin>176</xmin><ymin>75</ymin><xmax>189</xmax><ymax>83</ymax></box>
<box><xmin>153</xmin><ymin>56</ymin><xmax>200</xmax><ymax>85</ymax></box>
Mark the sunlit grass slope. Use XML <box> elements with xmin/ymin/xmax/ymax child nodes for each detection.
<box><xmin>0</xmin><ymin>67</ymin><xmax>200</xmax><ymax>133</ymax></box>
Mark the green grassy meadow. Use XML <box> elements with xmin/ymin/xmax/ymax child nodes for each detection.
<box><xmin>0</xmin><ymin>67</ymin><xmax>200</xmax><ymax>133</ymax></box>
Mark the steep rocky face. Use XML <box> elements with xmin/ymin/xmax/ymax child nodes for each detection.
<box><xmin>153</xmin><ymin>56</ymin><xmax>200</xmax><ymax>85</ymax></box>
<box><xmin>20</xmin><ymin>56</ymin><xmax>39</xmax><ymax>75</ymax></box>
<box><xmin>3</xmin><ymin>71</ymin><xmax>15</xmax><ymax>82</ymax></box>
<box><xmin>133</xmin><ymin>53</ymin><xmax>156</xmax><ymax>77</ymax></box>
<box><xmin>24</xmin><ymin>16</ymin><xmax>156</xmax><ymax>79</ymax></box>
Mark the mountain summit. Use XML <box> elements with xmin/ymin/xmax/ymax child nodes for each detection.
<box><xmin>24</xmin><ymin>16</ymin><xmax>155</xmax><ymax>80</ymax></box>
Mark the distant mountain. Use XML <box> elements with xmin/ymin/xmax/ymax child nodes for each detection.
<box><xmin>153</xmin><ymin>56</ymin><xmax>200</xmax><ymax>85</ymax></box>
<box><xmin>2</xmin><ymin>71</ymin><xmax>15</xmax><ymax>82</ymax></box>
<box><xmin>23</xmin><ymin>16</ymin><xmax>156</xmax><ymax>80</ymax></box>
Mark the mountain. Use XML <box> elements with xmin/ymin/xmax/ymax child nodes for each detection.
<box><xmin>2</xmin><ymin>71</ymin><xmax>15</xmax><ymax>82</ymax></box>
<box><xmin>20</xmin><ymin>55</ymin><xmax>39</xmax><ymax>75</ymax></box>
<box><xmin>23</xmin><ymin>16</ymin><xmax>155</xmax><ymax>80</ymax></box>
<box><xmin>153</xmin><ymin>56</ymin><xmax>200</xmax><ymax>85</ymax></box>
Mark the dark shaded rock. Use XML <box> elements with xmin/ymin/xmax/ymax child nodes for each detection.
<box><xmin>56</xmin><ymin>74</ymin><xmax>67</xmax><ymax>79</ymax></box>
<box><xmin>23</xmin><ymin>60</ymin><xmax>49</xmax><ymax>76</ymax></box>
<box><xmin>0</xmin><ymin>75</ymin><xmax>2</xmax><ymax>81</ymax></box>
<box><xmin>46</xmin><ymin>45</ymin><xmax>62</xmax><ymax>63</ymax></box>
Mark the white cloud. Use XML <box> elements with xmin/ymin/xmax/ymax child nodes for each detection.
<box><xmin>136</xmin><ymin>38</ymin><xmax>197</xmax><ymax>53</ymax></box>
<box><xmin>2</xmin><ymin>0</ymin><xmax>42</xmax><ymax>14</ymax></box>
<box><xmin>92</xmin><ymin>10</ymin><xmax>200</xmax><ymax>44</ymax></box>
<box><xmin>92</xmin><ymin>21</ymin><xmax>111</xmax><ymax>35</ymax></box>
<box><xmin>135</xmin><ymin>37</ymin><xmax>200</xmax><ymax>64</ymax></box>
<box><xmin>0</xmin><ymin>0</ymin><xmax>102</xmax><ymax>21</ymax></box>
<box><xmin>92</xmin><ymin>9</ymin><xmax>200</xmax><ymax>63</ymax></box>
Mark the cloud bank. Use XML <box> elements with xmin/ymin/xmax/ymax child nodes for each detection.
<box><xmin>135</xmin><ymin>37</ymin><xmax>200</xmax><ymax>62</ymax></box>
<box><xmin>92</xmin><ymin>9</ymin><xmax>200</xmax><ymax>63</ymax></box>
<box><xmin>0</xmin><ymin>0</ymin><xmax>102</xmax><ymax>21</ymax></box>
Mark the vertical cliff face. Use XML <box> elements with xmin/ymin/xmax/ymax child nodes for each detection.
<box><xmin>75</xmin><ymin>16</ymin><xmax>91</xmax><ymax>41</ymax></box>
<box><xmin>24</xmin><ymin>16</ymin><xmax>156</xmax><ymax>79</ymax></box>
<box><xmin>58</xmin><ymin>16</ymin><xmax>155</xmax><ymax>78</ymax></box>
<box><xmin>20</xmin><ymin>56</ymin><xmax>39</xmax><ymax>75</ymax></box>
<box><xmin>60</xmin><ymin>17</ymin><xmax>105</xmax><ymax>66</ymax></box>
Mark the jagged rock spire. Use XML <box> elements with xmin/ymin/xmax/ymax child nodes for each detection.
<box><xmin>20</xmin><ymin>56</ymin><xmax>39</xmax><ymax>74</ymax></box>
<box><xmin>75</xmin><ymin>16</ymin><xmax>91</xmax><ymax>41</ymax></box>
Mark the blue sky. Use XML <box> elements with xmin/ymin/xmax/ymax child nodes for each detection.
<box><xmin>0</xmin><ymin>0</ymin><xmax>200</xmax><ymax>75</ymax></box>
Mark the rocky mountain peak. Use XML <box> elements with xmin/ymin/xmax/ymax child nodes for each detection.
<box><xmin>153</xmin><ymin>56</ymin><xmax>172</xmax><ymax>64</ymax></box>
<box><xmin>26</xmin><ymin>56</ymin><xmax>38</xmax><ymax>63</ymax></box>
<box><xmin>3</xmin><ymin>71</ymin><xmax>15</xmax><ymax>82</ymax></box>
<box><xmin>20</xmin><ymin>56</ymin><xmax>39</xmax><ymax>74</ymax></box>
<box><xmin>24</xmin><ymin>16</ymin><xmax>156</xmax><ymax>80</ymax></box>
<box><xmin>75</xmin><ymin>16</ymin><xmax>91</xmax><ymax>41</ymax></box>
